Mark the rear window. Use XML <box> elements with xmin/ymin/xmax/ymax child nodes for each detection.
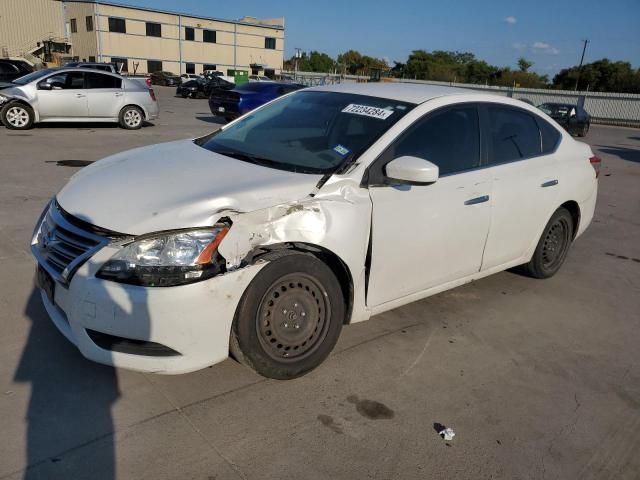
<box><xmin>86</xmin><ymin>72</ymin><xmax>121</xmax><ymax>89</ymax></box>
<box><xmin>488</xmin><ymin>106</ymin><xmax>542</xmax><ymax>164</ymax></box>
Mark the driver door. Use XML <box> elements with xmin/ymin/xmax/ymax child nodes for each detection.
<box><xmin>36</xmin><ymin>71</ymin><xmax>88</xmax><ymax>119</ymax></box>
<box><xmin>366</xmin><ymin>103</ymin><xmax>492</xmax><ymax>307</ymax></box>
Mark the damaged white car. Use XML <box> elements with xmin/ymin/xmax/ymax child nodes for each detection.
<box><xmin>31</xmin><ymin>83</ymin><xmax>599</xmax><ymax>379</ymax></box>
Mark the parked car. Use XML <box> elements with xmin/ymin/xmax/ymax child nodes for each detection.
<box><xmin>176</xmin><ymin>76</ymin><xmax>234</xmax><ymax>99</ymax></box>
<box><xmin>209</xmin><ymin>81</ymin><xmax>305</xmax><ymax>121</ymax></box>
<box><xmin>30</xmin><ymin>84</ymin><xmax>599</xmax><ymax>379</ymax></box>
<box><xmin>149</xmin><ymin>71</ymin><xmax>181</xmax><ymax>86</ymax></box>
<box><xmin>0</xmin><ymin>59</ymin><xmax>34</xmax><ymax>82</ymax></box>
<box><xmin>538</xmin><ymin>102</ymin><xmax>591</xmax><ymax>137</ymax></box>
<box><xmin>180</xmin><ymin>73</ymin><xmax>199</xmax><ymax>83</ymax></box>
<box><xmin>0</xmin><ymin>67</ymin><xmax>158</xmax><ymax>129</ymax></box>
<box><xmin>248</xmin><ymin>75</ymin><xmax>273</xmax><ymax>82</ymax></box>
<box><xmin>65</xmin><ymin>62</ymin><xmax>119</xmax><ymax>73</ymax></box>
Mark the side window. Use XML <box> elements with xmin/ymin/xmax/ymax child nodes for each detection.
<box><xmin>86</xmin><ymin>72</ymin><xmax>121</xmax><ymax>89</ymax></box>
<box><xmin>537</xmin><ymin>117</ymin><xmax>561</xmax><ymax>154</ymax></box>
<box><xmin>44</xmin><ymin>72</ymin><xmax>85</xmax><ymax>89</ymax></box>
<box><xmin>389</xmin><ymin>105</ymin><xmax>481</xmax><ymax>176</ymax></box>
<box><xmin>488</xmin><ymin>106</ymin><xmax>541</xmax><ymax>164</ymax></box>
<box><xmin>0</xmin><ymin>63</ymin><xmax>18</xmax><ymax>74</ymax></box>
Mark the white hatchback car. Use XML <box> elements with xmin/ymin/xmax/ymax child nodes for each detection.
<box><xmin>31</xmin><ymin>83</ymin><xmax>599</xmax><ymax>379</ymax></box>
<box><xmin>0</xmin><ymin>67</ymin><xmax>159</xmax><ymax>130</ymax></box>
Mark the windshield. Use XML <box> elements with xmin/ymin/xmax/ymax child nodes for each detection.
<box><xmin>12</xmin><ymin>68</ymin><xmax>56</xmax><ymax>85</ymax></box>
<box><xmin>539</xmin><ymin>103</ymin><xmax>573</xmax><ymax>116</ymax></box>
<box><xmin>197</xmin><ymin>91</ymin><xmax>414</xmax><ymax>174</ymax></box>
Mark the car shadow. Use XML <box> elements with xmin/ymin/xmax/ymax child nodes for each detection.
<box><xmin>196</xmin><ymin>116</ymin><xmax>227</xmax><ymax>125</ymax></box>
<box><xmin>628</xmin><ymin>136</ymin><xmax>640</xmax><ymax>141</ymax></box>
<box><xmin>14</xmin><ymin>288</ymin><xmax>120</xmax><ymax>479</ymax></box>
<box><xmin>595</xmin><ymin>146</ymin><xmax>640</xmax><ymax>163</ymax></box>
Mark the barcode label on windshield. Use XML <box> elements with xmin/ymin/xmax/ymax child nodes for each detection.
<box><xmin>341</xmin><ymin>104</ymin><xmax>394</xmax><ymax>120</ymax></box>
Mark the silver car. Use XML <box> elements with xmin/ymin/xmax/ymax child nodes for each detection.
<box><xmin>0</xmin><ymin>67</ymin><xmax>159</xmax><ymax>130</ymax></box>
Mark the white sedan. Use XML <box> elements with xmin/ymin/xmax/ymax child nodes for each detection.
<box><xmin>31</xmin><ymin>83</ymin><xmax>599</xmax><ymax>379</ymax></box>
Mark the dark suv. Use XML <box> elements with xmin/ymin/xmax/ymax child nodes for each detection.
<box><xmin>0</xmin><ymin>59</ymin><xmax>34</xmax><ymax>82</ymax></box>
<box><xmin>150</xmin><ymin>71</ymin><xmax>181</xmax><ymax>86</ymax></box>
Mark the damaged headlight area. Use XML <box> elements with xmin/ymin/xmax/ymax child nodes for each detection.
<box><xmin>96</xmin><ymin>226</ymin><xmax>229</xmax><ymax>287</ymax></box>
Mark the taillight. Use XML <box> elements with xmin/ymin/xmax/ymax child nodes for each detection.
<box><xmin>149</xmin><ymin>89</ymin><xmax>156</xmax><ymax>101</ymax></box>
<box><xmin>589</xmin><ymin>155</ymin><xmax>601</xmax><ymax>178</ymax></box>
<box><xmin>145</xmin><ymin>78</ymin><xmax>152</xmax><ymax>87</ymax></box>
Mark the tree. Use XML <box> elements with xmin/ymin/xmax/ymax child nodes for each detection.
<box><xmin>283</xmin><ymin>51</ymin><xmax>336</xmax><ymax>73</ymax></box>
<box><xmin>553</xmin><ymin>58</ymin><xmax>640</xmax><ymax>93</ymax></box>
<box><xmin>517</xmin><ymin>57</ymin><xmax>533</xmax><ymax>73</ymax></box>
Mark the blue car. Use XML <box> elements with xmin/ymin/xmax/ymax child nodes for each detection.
<box><xmin>209</xmin><ymin>82</ymin><xmax>304</xmax><ymax>121</ymax></box>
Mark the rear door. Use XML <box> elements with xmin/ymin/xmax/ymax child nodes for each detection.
<box><xmin>85</xmin><ymin>72</ymin><xmax>124</xmax><ymax>118</ymax></box>
<box><xmin>480</xmin><ymin>104</ymin><xmax>561</xmax><ymax>270</ymax></box>
<box><xmin>36</xmin><ymin>71</ymin><xmax>88</xmax><ymax>119</ymax></box>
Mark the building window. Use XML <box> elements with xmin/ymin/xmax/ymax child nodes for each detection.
<box><xmin>70</xmin><ymin>18</ymin><xmax>77</xmax><ymax>33</ymax></box>
<box><xmin>185</xmin><ymin>27</ymin><xmax>194</xmax><ymax>41</ymax></box>
<box><xmin>147</xmin><ymin>60</ymin><xmax>162</xmax><ymax>73</ymax></box>
<box><xmin>265</xmin><ymin>37</ymin><xmax>276</xmax><ymax>49</ymax></box>
<box><xmin>146</xmin><ymin>22</ymin><xmax>161</xmax><ymax>38</ymax></box>
<box><xmin>86</xmin><ymin>16</ymin><xmax>93</xmax><ymax>32</ymax></box>
<box><xmin>203</xmin><ymin>64</ymin><xmax>217</xmax><ymax>72</ymax></box>
<box><xmin>185</xmin><ymin>63</ymin><xmax>195</xmax><ymax>74</ymax></box>
<box><xmin>111</xmin><ymin>57</ymin><xmax>128</xmax><ymax>73</ymax></box>
<box><xmin>203</xmin><ymin>30</ymin><xmax>216</xmax><ymax>43</ymax></box>
<box><xmin>108</xmin><ymin>17</ymin><xmax>126</xmax><ymax>34</ymax></box>
<box><xmin>88</xmin><ymin>56</ymin><xmax>96</xmax><ymax>62</ymax></box>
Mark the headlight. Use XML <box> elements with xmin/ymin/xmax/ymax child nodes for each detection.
<box><xmin>96</xmin><ymin>226</ymin><xmax>229</xmax><ymax>287</ymax></box>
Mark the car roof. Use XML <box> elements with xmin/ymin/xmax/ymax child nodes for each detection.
<box><xmin>38</xmin><ymin>67</ymin><xmax>124</xmax><ymax>78</ymax></box>
<box><xmin>308</xmin><ymin>82</ymin><xmax>477</xmax><ymax>104</ymax></box>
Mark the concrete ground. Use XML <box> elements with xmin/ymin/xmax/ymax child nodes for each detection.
<box><xmin>0</xmin><ymin>87</ymin><xmax>638</xmax><ymax>480</ymax></box>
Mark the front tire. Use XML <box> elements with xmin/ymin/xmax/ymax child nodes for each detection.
<box><xmin>119</xmin><ymin>106</ymin><xmax>144</xmax><ymax>130</ymax></box>
<box><xmin>1</xmin><ymin>102</ymin><xmax>34</xmax><ymax>130</ymax></box>
<box><xmin>578</xmin><ymin>123</ymin><xmax>590</xmax><ymax>137</ymax></box>
<box><xmin>522</xmin><ymin>207</ymin><xmax>574</xmax><ymax>279</ymax></box>
<box><xmin>230</xmin><ymin>252</ymin><xmax>345</xmax><ymax>379</ymax></box>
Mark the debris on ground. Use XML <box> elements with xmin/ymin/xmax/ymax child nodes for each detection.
<box><xmin>434</xmin><ymin>422</ymin><xmax>456</xmax><ymax>441</ymax></box>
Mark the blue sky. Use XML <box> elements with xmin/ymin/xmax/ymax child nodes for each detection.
<box><xmin>109</xmin><ymin>0</ymin><xmax>639</xmax><ymax>76</ymax></box>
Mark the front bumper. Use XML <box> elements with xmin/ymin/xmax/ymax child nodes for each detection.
<box><xmin>35</xmin><ymin>244</ymin><xmax>264</xmax><ymax>374</ymax></box>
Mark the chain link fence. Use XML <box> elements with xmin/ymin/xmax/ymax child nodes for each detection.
<box><xmin>285</xmin><ymin>71</ymin><xmax>640</xmax><ymax>127</ymax></box>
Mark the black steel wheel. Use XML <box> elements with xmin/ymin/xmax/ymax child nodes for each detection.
<box><xmin>230</xmin><ymin>252</ymin><xmax>344</xmax><ymax>379</ymax></box>
<box><xmin>521</xmin><ymin>207</ymin><xmax>574</xmax><ymax>279</ymax></box>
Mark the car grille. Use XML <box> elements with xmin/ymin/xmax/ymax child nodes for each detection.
<box><xmin>32</xmin><ymin>201</ymin><xmax>111</xmax><ymax>285</ymax></box>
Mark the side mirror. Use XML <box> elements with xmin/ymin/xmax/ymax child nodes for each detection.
<box><xmin>385</xmin><ymin>156</ymin><xmax>439</xmax><ymax>185</ymax></box>
<box><xmin>37</xmin><ymin>82</ymin><xmax>52</xmax><ymax>90</ymax></box>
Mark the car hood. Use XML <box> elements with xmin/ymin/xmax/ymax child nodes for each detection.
<box><xmin>56</xmin><ymin>139</ymin><xmax>323</xmax><ymax>235</ymax></box>
<box><xmin>0</xmin><ymin>81</ymin><xmax>15</xmax><ymax>90</ymax></box>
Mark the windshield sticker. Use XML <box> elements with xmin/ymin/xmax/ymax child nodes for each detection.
<box><xmin>333</xmin><ymin>144</ymin><xmax>351</xmax><ymax>157</ymax></box>
<box><xmin>341</xmin><ymin>104</ymin><xmax>394</xmax><ymax>120</ymax></box>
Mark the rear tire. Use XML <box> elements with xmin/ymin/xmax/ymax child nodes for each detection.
<box><xmin>230</xmin><ymin>252</ymin><xmax>344</xmax><ymax>380</ymax></box>
<box><xmin>578</xmin><ymin>123</ymin><xmax>589</xmax><ymax>137</ymax></box>
<box><xmin>521</xmin><ymin>207</ymin><xmax>574</xmax><ymax>279</ymax></box>
<box><xmin>1</xmin><ymin>102</ymin><xmax>34</xmax><ymax>130</ymax></box>
<box><xmin>118</xmin><ymin>106</ymin><xmax>144</xmax><ymax>130</ymax></box>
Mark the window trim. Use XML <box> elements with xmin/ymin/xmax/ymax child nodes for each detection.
<box><xmin>365</xmin><ymin>102</ymin><xmax>485</xmax><ymax>187</ymax></box>
<box><xmin>480</xmin><ymin>103</ymin><xmax>559</xmax><ymax>168</ymax></box>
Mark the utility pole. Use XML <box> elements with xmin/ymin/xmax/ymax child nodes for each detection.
<box><xmin>294</xmin><ymin>47</ymin><xmax>302</xmax><ymax>80</ymax></box>
<box><xmin>574</xmin><ymin>39</ymin><xmax>589</xmax><ymax>91</ymax></box>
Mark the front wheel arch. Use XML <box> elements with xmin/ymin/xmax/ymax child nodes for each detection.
<box><xmin>248</xmin><ymin>243</ymin><xmax>354</xmax><ymax>325</ymax></box>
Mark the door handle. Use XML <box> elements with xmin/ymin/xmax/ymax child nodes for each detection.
<box><xmin>75</xmin><ymin>93</ymin><xmax>86</xmax><ymax>98</ymax></box>
<box><xmin>114</xmin><ymin>92</ymin><xmax>124</xmax><ymax>97</ymax></box>
<box><xmin>541</xmin><ymin>179</ymin><xmax>559</xmax><ymax>188</ymax></box>
<box><xmin>464</xmin><ymin>195</ymin><xmax>490</xmax><ymax>206</ymax></box>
